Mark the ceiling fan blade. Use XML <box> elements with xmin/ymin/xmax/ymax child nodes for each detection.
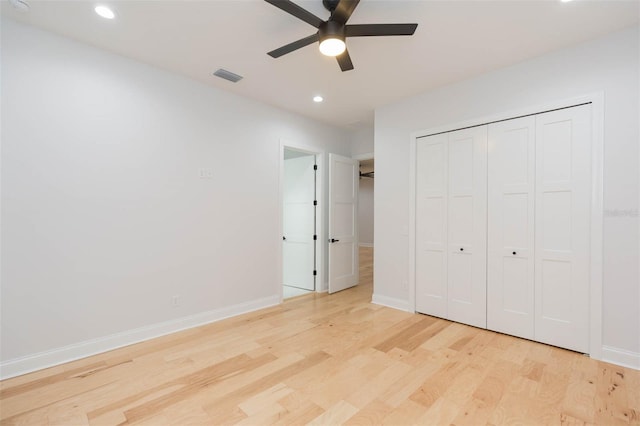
<box><xmin>264</xmin><ymin>0</ymin><xmax>324</xmax><ymax>28</ymax></box>
<box><xmin>331</xmin><ymin>0</ymin><xmax>360</xmax><ymax>25</ymax></box>
<box><xmin>345</xmin><ymin>23</ymin><xmax>418</xmax><ymax>37</ymax></box>
<box><xmin>268</xmin><ymin>33</ymin><xmax>320</xmax><ymax>58</ymax></box>
<box><xmin>336</xmin><ymin>49</ymin><xmax>354</xmax><ymax>72</ymax></box>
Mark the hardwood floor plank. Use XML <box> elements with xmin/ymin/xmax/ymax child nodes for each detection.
<box><xmin>381</xmin><ymin>400</ymin><xmax>426</xmax><ymax>425</ymax></box>
<box><xmin>561</xmin><ymin>355</ymin><xmax>598</xmax><ymax>424</ymax></box>
<box><xmin>488</xmin><ymin>375</ymin><xmax>541</xmax><ymax>425</ymax></box>
<box><xmin>594</xmin><ymin>363</ymin><xmax>633</xmax><ymax>424</ymax></box>
<box><xmin>274</xmin><ymin>392</ymin><xmax>323</xmax><ymax>426</ymax></box>
<box><xmin>94</xmin><ymin>352</ymin><xmax>276</xmax><ymax>423</ymax></box>
<box><xmin>344</xmin><ymin>360</ymin><xmax>412</xmax><ymax>409</ymax></box>
<box><xmin>307</xmin><ymin>400</ymin><xmax>358</xmax><ymax>426</ymax></box>
<box><xmin>343</xmin><ymin>399</ymin><xmax>393</xmax><ymax>425</ymax></box>
<box><xmin>238</xmin><ymin>383</ymin><xmax>293</xmax><ymax>417</ymax></box>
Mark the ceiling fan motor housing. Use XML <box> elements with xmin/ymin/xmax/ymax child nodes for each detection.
<box><xmin>319</xmin><ymin>20</ymin><xmax>345</xmax><ymax>43</ymax></box>
<box><xmin>322</xmin><ymin>0</ymin><xmax>340</xmax><ymax>12</ymax></box>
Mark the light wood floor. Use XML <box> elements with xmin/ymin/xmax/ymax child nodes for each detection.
<box><xmin>1</xmin><ymin>247</ymin><xmax>638</xmax><ymax>425</ymax></box>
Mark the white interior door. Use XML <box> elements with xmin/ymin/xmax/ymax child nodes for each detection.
<box><xmin>487</xmin><ymin>116</ymin><xmax>536</xmax><ymax>339</ymax></box>
<box><xmin>415</xmin><ymin>134</ymin><xmax>448</xmax><ymax>318</ymax></box>
<box><xmin>446</xmin><ymin>127</ymin><xmax>487</xmax><ymax>328</ymax></box>
<box><xmin>283</xmin><ymin>155</ymin><xmax>316</xmax><ymax>291</ymax></box>
<box><xmin>328</xmin><ymin>153</ymin><xmax>359</xmax><ymax>294</ymax></box>
<box><xmin>534</xmin><ymin>104</ymin><xmax>591</xmax><ymax>353</ymax></box>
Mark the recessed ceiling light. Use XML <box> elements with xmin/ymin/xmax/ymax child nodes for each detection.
<box><xmin>95</xmin><ymin>5</ymin><xmax>115</xmax><ymax>19</ymax></box>
<box><xmin>313</xmin><ymin>96</ymin><xmax>324</xmax><ymax>103</ymax></box>
<box><xmin>560</xmin><ymin>0</ymin><xmax>574</xmax><ymax>3</ymax></box>
<box><xmin>8</xmin><ymin>0</ymin><xmax>30</xmax><ymax>12</ymax></box>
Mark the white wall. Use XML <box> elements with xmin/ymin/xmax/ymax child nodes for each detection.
<box><xmin>0</xmin><ymin>19</ymin><xmax>351</xmax><ymax>375</ymax></box>
<box><xmin>374</xmin><ymin>25</ymin><xmax>639</xmax><ymax>367</ymax></box>
<box><xmin>358</xmin><ymin>177</ymin><xmax>374</xmax><ymax>246</ymax></box>
<box><xmin>351</xmin><ymin>126</ymin><xmax>374</xmax><ymax>157</ymax></box>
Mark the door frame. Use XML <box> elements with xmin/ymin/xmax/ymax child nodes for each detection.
<box><xmin>278</xmin><ymin>139</ymin><xmax>325</xmax><ymax>301</ymax></box>
<box><xmin>408</xmin><ymin>92</ymin><xmax>604</xmax><ymax>360</ymax></box>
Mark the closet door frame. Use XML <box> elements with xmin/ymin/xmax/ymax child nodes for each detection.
<box><xmin>408</xmin><ymin>92</ymin><xmax>604</xmax><ymax>360</ymax></box>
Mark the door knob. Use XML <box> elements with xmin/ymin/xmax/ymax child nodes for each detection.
<box><xmin>330</xmin><ymin>238</ymin><xmax>340</xmax><ymax>243</ymax></box>
<box><xmin>513</xmin><ymin>251</ymin><xmax>517</xmax><ymax>255</ymax></box>
<box><xmin>460</xmin><ymin>248</ymin><xmax>464</xmax><ymax>251</ymax></box>
<box><xmin>283</xmin><ymin>236</ymin><xmax>286</xmax><ymax>241</ymax></box>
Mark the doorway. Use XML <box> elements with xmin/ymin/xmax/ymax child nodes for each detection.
<box><xmin>358</xmin><ymin>158</ymin><xmax>374</xmax><ymax>249</ymax></box>
<box><xmin>357</xmin><ymin>156</ymin><xmax>374</xmax><ymax>295</ymax></box>
<box><xmin>282</xmin><ymin>147</ymin><xmax>318</xmax><ymax>299</ymax></box>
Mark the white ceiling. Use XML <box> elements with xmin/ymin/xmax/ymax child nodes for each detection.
<box><xmin>3</xmin><ymin>0</ymin><xmax>638</xmax><ymax>129</ymax></box>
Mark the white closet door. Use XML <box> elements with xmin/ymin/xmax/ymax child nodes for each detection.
<box><xmin>446</xmin><ymin>127</ymin><xmax>487</xmax><ymax>328</ymax></box>
<box><xmin>534</xmin><ymin>105</ymin><xmax>591</xmax><ymax>353</ymax></box>
<box><xmin>487</xmin><ymin>117</ymin><xmax>536</xmax><ymax>339</ymax></box>
<box><xmin>415</xmin><ymin>134</ymin><xmax>448</xmax><ymax>318</ymax></box>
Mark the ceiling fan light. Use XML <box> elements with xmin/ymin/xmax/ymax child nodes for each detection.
<box><xmin>319</xmin><ymin>38</ymin><xmax>346</xmax><ymax>57</ymax></box>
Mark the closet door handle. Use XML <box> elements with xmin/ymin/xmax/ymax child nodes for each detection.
<box><xmin>512</xmin><ymin>251</ymin><xmax>517</xmax><ymax>255</ymax></box>
<box><xmin>459</xmin><ymin>248</ymin><xmax>464</xmax><ymax>251</ymax></box>
<box><xmin>330</xmin><ymin>238</ymin><xmax>340</xmax><ymax>243</ymax></box>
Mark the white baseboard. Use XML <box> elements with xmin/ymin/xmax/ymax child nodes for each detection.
<box><xmin>358</xmin><ymin>243</ymin><xmax>374</xmax><ymax>248</ymax></box>
<box><xmin>601</xmin><ymin>345</ymin><xmax>640</xmax><ymax>370</ymax></box>
<box><xmin>0</xmin><ymin>295</ymin><xmax>280</xmax><ymax>380</ymax></box>
<box><xmin>371</xmin><ymin>293</ymin><xmax>411</xmax><ymax>312</ymax></box>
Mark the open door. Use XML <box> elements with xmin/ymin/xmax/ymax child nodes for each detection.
<box><xmin>328</xmin><ymin>154</ymin><xmax>359</xmax><ymax>293</ymax></box>
<box><xmin>283</xmin><ymin>154</ymin><xmax>316</xmax><ymax>291</ymax></box>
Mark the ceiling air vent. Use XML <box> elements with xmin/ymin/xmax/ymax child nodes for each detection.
<box><xmin>213</xmin><ymin>69</ymin><xmax>243</xmax><ymax>83</ymax></box>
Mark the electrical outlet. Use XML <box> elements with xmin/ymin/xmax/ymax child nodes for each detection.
<box><xmin>198</xmin><ymin>168</ymin><xmax>213</xmax><ymax>179</ymax></box>
<box><xmin>172</xmin><ymin>296</ymin><xmax>180</xmax><ymax>307</ymax></box>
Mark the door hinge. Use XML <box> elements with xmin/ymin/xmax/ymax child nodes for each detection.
<box><xmin>313</xmin><ymin>235</ymin><xmax>317</xmax><ymax>240</ymax></box>
<box><xmin>313</xmin><ymin>200</ymin><xmax>317</xmax><ymax>206</ymax></box>
<box><xmin>313</xmin><ymin>164</ymin><xmax>318</xmax><ymax>170</ymax></box>
<box><xmin>313</xmin><ymin>270</ymin><xmax>317</xmax><ymax>276</ymax></box>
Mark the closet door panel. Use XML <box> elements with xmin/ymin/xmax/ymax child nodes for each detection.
<box><xmin>487</xmin><ymin>117</ymin><xmax>535</xmax><ymax>339</ymax></box>
<box><xmin>415</xmin><ymin>134</ymin><xmax>448</xmax><ymax>318</ymax></box>
<box><xmin>447</xmin><ymin>127</ymin><xmax>487</xmax><ymax>328</ymax></box>
<box><xmin>535</xmin><ymin>104</ymin><xmax>591</xmax><ymax>353</ymax></box>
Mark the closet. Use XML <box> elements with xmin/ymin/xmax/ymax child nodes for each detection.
<box><xmin>415</xmin><ymin>104</ymin><xmax>592</xmax><ymax>353</ymax></box>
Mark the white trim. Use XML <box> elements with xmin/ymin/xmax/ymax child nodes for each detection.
<box><xmin>372</xmin><ymin>294</ymin><xmax>411</xmax><ymax>312</ymax></box>
<box><xmin>588</xmin><ymin>93</ymin><xmax>605</xmax><ymax>361</ymax></box>
<box><xmin>408</xmin><ymin>132</ymin><xmax>417</xmax><ymax>314</ymax></box>
<box><xmin>408</xmin><ymin>93</ymin><xmax>605</xmax><ymax>360</ymax></box>
<box><xmin>279</xmin><ymin>139</ymin><xmax>325</xmax><ymax>295</ymax></box>
<box><xmin>358</xmin><ymin>243</ymin><xmax>374</xmax><ymax>248</ymax></box>
<box><xmin>352</xmin><ymin>152</ymin><xmax>374</xmax><ymax>161</ymax></box>
<box><xmin>0</xmin><ymin>295</ymin><xmax>280</xmax><ymax>380</ymax></box>
<box><xmin>601</xmin><ymin>346</ymin><xmax>640</xmax><ymax>371</ymax></box>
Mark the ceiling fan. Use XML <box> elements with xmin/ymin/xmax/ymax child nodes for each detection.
<box><xmin>264</xmin><ymin>0</ymin><xmax>418</xmax><ymax>72</ymax></box>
